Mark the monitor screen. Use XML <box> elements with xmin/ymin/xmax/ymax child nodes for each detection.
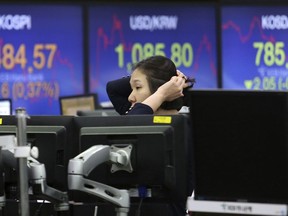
<box><xmin>73</xmin><ymin>115</ymin><xmax>190</xmax><ymax>203</ymax></box>
<box><xmin>0</xmin><ymin>4</ymin><xmax>84</xmax><ymax>115</ymax></box>
<box><xmin>59</xmin><ymin>94</ymin><xmax>100</xmax><ymax>116</ymax></box>
<box><xmin>188</xmin><ymin>89</ymin><xmax>288</xmax><ymax>204</ymax></box>
<box><xmin>0</xmin><ymin>115</ymin><xmax>75</xmax><ymax>195</ymax></box>
<box><xmin>88</xmin><ymin>3</ymin><xmax>218</xmax><ymax>104</ymax></box>
<box><xmin>0</xmin><ymin>99</ymin><xmax>12</xmax><ymax>115</ymax></box>
<box><xmin>222</xmin><ymin>5</ymin><xmax>288</xmax><ymax>90</ymax></box>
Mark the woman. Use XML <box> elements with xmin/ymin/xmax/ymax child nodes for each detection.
<box><xmin>106</xmin><ymin>55</ymin><xmax>195</xmax><ymax>215</ymax></box>
<box><xmin>106</xmin><ymin>55</ymin><xmax>195</xmax><ymax>115</ymax></box>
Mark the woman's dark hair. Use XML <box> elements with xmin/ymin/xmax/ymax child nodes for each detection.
<box><xmin>132</xmin><ymin>55</ymin><xmax>183</xmax><ymax>110</ymax></box>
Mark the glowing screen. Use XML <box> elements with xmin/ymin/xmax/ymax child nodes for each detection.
<box><xmin>88</xmin><ymin>3</ymin><xmax>218</xmax><ymax>104</ymax></box>
<box><xmin>0</xmin><ymin>5</ymin><xmax>84</xmax><ymax>114</ymax></box>
<box><xmin>222</xmin><ymin>6</ymin><xmax>288</xmax><ymax>90</ymax></box>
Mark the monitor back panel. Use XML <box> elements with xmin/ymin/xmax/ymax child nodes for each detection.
<box><xmin>188</xmin><ymin>90</ymin><xmax>288</xmax><ymax>204</ymax></box>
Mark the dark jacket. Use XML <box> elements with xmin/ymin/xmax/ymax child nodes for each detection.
<box><xmin>106</xmin><ymin>76</ymin><xmax>153</xmax><ymax>115</ymax></box>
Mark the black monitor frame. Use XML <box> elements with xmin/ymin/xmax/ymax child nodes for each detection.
<box><xmin>188</xmin><ymin>89</ymin><xmax>288</xmax><ymax>204</ymax></box>
<box><xmin>72</xmin><ymin>115</ymin><xmax>190</xmax><ymax>203</ymax></box>
<box><xmin>0</xmin><ymin>115</ymin><xmax>75</xmax><ymax>193</ymax></box>
<box><xmin>76</xmin><ymin>109</ymin><xmax>119</xmax><ymax>117</ymax></box>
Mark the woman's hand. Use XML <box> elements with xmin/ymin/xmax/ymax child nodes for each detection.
<box><xmin>157</xmin><ymin>74</ymin><xmax>186</xmax><ymax>102</ymax></box>
<box><xmin>177</xmin><ymin>70</ymin><xmax>187</xmax><ymax>80</ymax></box>
<box><xmin>141</xmin><ymin>70</ymin><xmax>194</xmax><ymax>112</ymax></box>
<box><xmin>177</xmin><ymin>70</ymin><xmax>195</xmax><ymax>89</ymax></box>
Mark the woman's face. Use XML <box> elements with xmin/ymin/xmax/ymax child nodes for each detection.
<box><xmin>128</xmin><ymin>69</ymin><xmax>152</xmax><ymax>106</ymax></box>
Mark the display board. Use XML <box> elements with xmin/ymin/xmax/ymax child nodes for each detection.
<box><xmin>0</xmin><ymin>5</ymin><xmax>84</xmax><ymax>114</ymax></box>
<box><xmin>222</xmin><ymin>5</ymin><xmax>288</xmax><ymax>90</ymax></box>
<box><xmin>88</xmin><ymin>3</ymin><xmax>218</xmax><ymax>104</ymax></box>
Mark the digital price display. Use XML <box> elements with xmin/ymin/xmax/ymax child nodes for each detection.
<box><xmin>0</xmin><ymin>5</ymin><xmax>84</xmax><ymax>115</ymax></box>
<box><xmin>88</xmin><ymin>4</ymin><xmax>218</xmax><ymax>104</ymax></box>
<box><xmin>222</xmin><ymin>6</ymin><xmax>288</xmax><ymax>90</ymax></box>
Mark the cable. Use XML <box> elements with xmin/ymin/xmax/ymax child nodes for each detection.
<box><xmin>135</xmin><ymin>185</ymin><xmax>147</xmax><ymax>216</ymax></box>
<box><xmin>135</xmin><ymin>198</ymin><xmax>143</xmax><ymax>216</ymax></box>
<box><xmin>33</xmin><ymin>200</ymin><xmax>45</xmax><ymax>216</ymax></box>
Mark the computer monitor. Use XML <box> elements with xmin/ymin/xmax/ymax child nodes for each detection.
<box><xmin>59</xmin><ymin>94</ymin><xmax>100</xmax><ymax>116</ymax></box>
<box><xmin>188</xmin><ymin>89</ymin><xmax>288</xmax><ymax>204</ymax></box>
<box><xmin>0</xmin><ymin>115</ymin><xmax>75</xmax><ymax>194</ymax></box>
<box><xmin>0</xmin><ymin>99</ymin><xmax>12</xmax><ymax>116</ymax></box>
<box><xmin>72</xmin><ymin>115</ymin><xmax>190</xmax><ymax>203</ymax></box>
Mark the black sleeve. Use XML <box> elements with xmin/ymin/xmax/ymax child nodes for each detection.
<box><xmin>126</xmin><ymin>103</ymin><xmax>153</xmax><ymax>115</ymax></box>
<box><xmin>106</xmin><ymin>77</ymin><xmax>132</xmax><ymax>115</ymax></box>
